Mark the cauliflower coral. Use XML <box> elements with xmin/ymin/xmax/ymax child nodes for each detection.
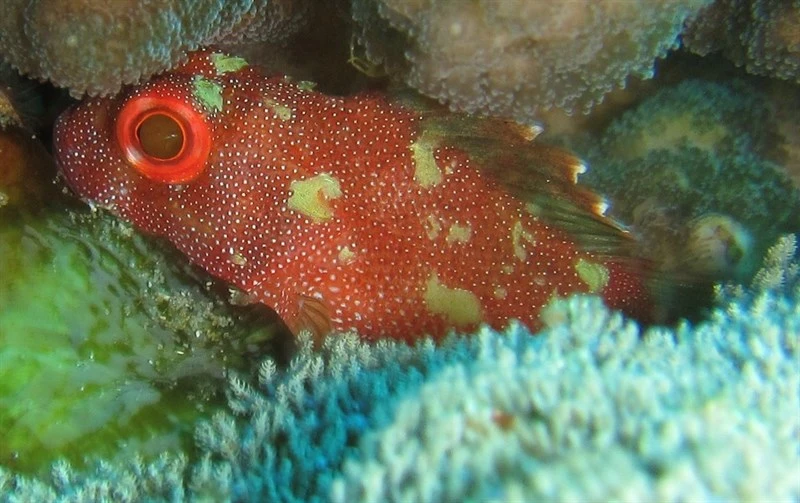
<box><xmin>350</xmin><ymin>0</ymin><xmax>714</xmax><ymax>120</ymax></box>
<box><xmin>684</xmin><ymin>0</ymin><xmax>800</xmax><ymax>83</ymax></box>
<box><xmin>0</xmin><ymin>0</ymin><xmax>310</xmax><ymax>96</ymax></box>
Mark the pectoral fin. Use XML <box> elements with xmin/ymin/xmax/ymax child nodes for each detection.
<box><xmin>287</xmin><ymin>293</ymin><xmax>333</xmax><ymax>341</ymax></box>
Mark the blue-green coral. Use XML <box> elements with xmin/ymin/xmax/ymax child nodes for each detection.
<box><xmin>3</xmin><ymin>235</ymin><xmax>798</xmax><ymax>501</ymax></box>
<box><xmin>350</xmin><ymin>0</ymin><xmax>714</xmax><ymax>119</ymax></box>
<box><xmin>580</xmin><ymin>79</ymin><xmax>800</xmax><ymax>281</ymax></box>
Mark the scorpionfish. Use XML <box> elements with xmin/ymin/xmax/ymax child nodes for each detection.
<box><xmin>55</xmin><ymin>50</ymin><xmax>654</xmax><ymax>342</ymax></box>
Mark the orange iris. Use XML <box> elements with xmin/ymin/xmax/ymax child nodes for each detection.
<box><xmin>115</xmin><ymin>95</ymin><xmax>211</xmax><ymax>183</ymax></box>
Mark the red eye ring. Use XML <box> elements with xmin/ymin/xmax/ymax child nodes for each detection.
<box><xmin>116</xmin><ymin>95</ymin><xmax>211</xmax><ymax>184</ymax></box>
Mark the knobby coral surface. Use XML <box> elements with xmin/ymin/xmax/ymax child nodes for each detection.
<box><xmin>684</xmin><ymin>0</ymin><xmax>800</xmax><ymax>83</ymax></box>
<box><xmin>2</xmin><ymin>235</ymin><xmax>798</xmax><ymax>502</ymax></box>
<box><xmin>350</xmin><ymin>0</ymin><xmax>713</xmax><ymax>120</ymax></box>
<box><xmin>0</xmin><ymin>0</ymin><xmax>310</xmax><ymax>96</ymax></box>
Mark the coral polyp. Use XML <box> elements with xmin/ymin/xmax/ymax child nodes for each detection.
<box><xmin>0</xmin><ymin>0</ymin><xmax>310</xmax><ymax>96</ymax></box>
<box><xmin>685</xmin><ymin>213</ymin><xmax>754</xmax><ymax>278</ymax></box>
<box><xmin>350</xmin><ymin>0</ymin><xmax>714</xmax><ymax>120</ymax></box>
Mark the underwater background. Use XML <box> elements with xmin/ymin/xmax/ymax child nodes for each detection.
<box><xmin>1</xmin><ymin>0</ymin><xmax>799</xmax><ymax>501</ymax></box>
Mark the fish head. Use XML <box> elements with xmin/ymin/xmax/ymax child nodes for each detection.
<box><xmin>54</xmin><ymin>50</ymin><xmax>278</xmax><ymax>238</ymax></box>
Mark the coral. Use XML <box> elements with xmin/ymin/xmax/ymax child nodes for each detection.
<box><xmin>684</xmin><ymin>0</ymin><xmax>800</xmax><ymax>83</ymax></box>
<box><xmin>683</xmin><ymin>213</ymin><xmax>754</xmax><ymax>277</ymax></box>
<box><xmin>0</xmin><ymin>116</ymin><xmax>50</xmax><ymax>208</ymax></box>
<box><xmin>332</xmin><ymin>237</ymin><xmax>800</xmax><ymax>501</ymax></box>
<box><xmin>0</xmin><ymin>68</ymin><xmax>23</xmax><ymax>129</ymax></box>
<box><xmin>3</xmin><ymin>235</ymin><xmax>798</xmax><ymax>501</ymax></box>
<box><xmin>579</xmin><ymin>79</ymin><xmax>800</xmax><ymax>282</ymax></box>
<box><xmin>0</xmin><ymin>0</ymin><xmax>310</xmax><ymax>97</ymax></box>
<box><xmin>768</xmin><ymin>79</ymin><xmax>800</xmax><ymax>186</ymax></box>
<box><xmin>0</xmin><ymin>162</ymin><xmax>285</xmax><ymax>473</ymax></box>
<box><xmin>349</xmin><ymin>0</ymin><xmax>714</xmax><ymax>120</ymax></box>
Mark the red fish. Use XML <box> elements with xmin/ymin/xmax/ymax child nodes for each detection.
<box><xmin>55</xmin><ymin>50</ymin><xmax>652</xmax><ymax>342</ymax></box>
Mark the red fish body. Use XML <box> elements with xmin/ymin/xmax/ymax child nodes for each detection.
<box><xmin>55</xmin><ymin>51</ymin><xmax>650</xmax><ymax>341</ymax></box>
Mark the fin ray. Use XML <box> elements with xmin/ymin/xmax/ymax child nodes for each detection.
<box><xmin>291</xmin><ymin>293</ymin><xmax>333</xmax><ymax>339</ymax></box>
<box><xmin>417</xmin><ymin>109</ymin><xmax>637</xmax><ymax>259</ymax></box>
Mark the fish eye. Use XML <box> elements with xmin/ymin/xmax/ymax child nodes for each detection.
<box><xmin>137</xmin><ymin>112</ymin><xmax>184</xmax><ymax>160</ymax></box>
<box><xmin>115</xmin><ymin>95</ymin><xmax>211</xmax><ymax>183</ymax></box>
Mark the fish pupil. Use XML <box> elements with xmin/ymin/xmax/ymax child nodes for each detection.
<box><xmin>137</xmin><ymin>113</ymin><xmax>184</xmax><ymax>160</ymax></box>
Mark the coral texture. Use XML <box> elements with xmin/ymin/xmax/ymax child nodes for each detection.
<box><xmin>0</xmin><ymin>0</ymin><xmax>310</xmax><ymax>96</ymax></box>
<box><xmin>580</xmin><ymin>79</ymin><xmax>800</xmax><ymax>282</ymax></box>
<box><xmin>0</xmin><ymin>170</ymin><xmax>282</xmax><ymax>473</ymax></box>
<box><xmin>350</xmin><ymin>0</ymin><xmax>713</xmax><ymax>120</ymax></box>
<box><xmin>3</xmin><ymin>235</ymin><xmax>798</xmax><ymax>501</ymax></box>
<box><xmin>684</xmin><ymin>0</ymin><xmax>800</xmax><ymax>83</ymax></box>
<box><xmin>0</xmin><ymin>122</ymin><xmax>50</xmax><ymax>208</ymax></box>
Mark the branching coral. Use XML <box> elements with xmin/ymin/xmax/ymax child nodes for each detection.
<box><xmin>350</xmin><ymin>0</ymin><xmax>714</xmax><ymax>120</ymax></box>
<box><xmin>0</xmin><ymin>0</ymin><xmax>310</xmax><ymax>96</ymax></box>
<box><xmin>3</xmin><ymin>235</ymin><xmax>798</xmax><ymax>501</ymax></box>
<box><xmin>684</xmin><ymin>0</ymin><xmax>800</xmax><ymax>83</ymax></box>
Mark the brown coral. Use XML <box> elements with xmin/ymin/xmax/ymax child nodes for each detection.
<box><xmin>350</xmin><ymin>0</ymin><xmax>713</xmax><ymax>121</ymax></box>
<box><xmin>0</xmin><ymin>0</ymin><xmax>310</xmax><ymax>97</ymax></box>
<box><xmin>0</xmin><ymin>74</ymin><xmax>50</xmax><ymax>208</ymax></box>
<box><xmin>684</xmin><ymin>0</ymin><xmax>800</xmax><ymax>83</ymax></box>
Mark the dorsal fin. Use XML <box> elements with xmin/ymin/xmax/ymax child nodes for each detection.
<box><xmin>403</xmin><ymin>101</ymin><xmax>638</xmax><ymax>260</ymax></box>
<box><xmin>393</xmin><ymin>92</ymin><xmax>717</xmax><ymax>324</ymax></box>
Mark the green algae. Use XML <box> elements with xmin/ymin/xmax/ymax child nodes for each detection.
<box><xmin>0</xmin><ymin>179</ymin><xmax>287</xmax><ymax>475</ymax></box>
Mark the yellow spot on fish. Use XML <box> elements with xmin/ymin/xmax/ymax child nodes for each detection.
<box><xmin>493</xmin><ymin>286</ymin><xmax>507</xmax><ymax>299</ymax></box>
<box><xmin>423</xmin><ymin>272</ymin><xmax>482</xmax><ymax>326</ymax></box>
<box><xmin>338</xmin><ymin>246</ymin><xmax>356</xmax><ymax>265</ymax></box>
<box><xmin>287</xmin><ymin>173</ymin><xmax>342</xmax><ymax>223</ymax></box>
<box><xmin>512</xmin><ymin>221</ymin><xmax>536</xmax><ymax>261</ymax></box>
<box><xmin>411</xmin><ymin>133</ymin><xmax>442</xmax><ymax>188</ymax></box>
<box><xmin>446</xmin><ymin>222</ymin><xmax>472</xmax><ymax>245</ymax></box>
<box><xmin>211</xmin><ymin>53</ymin><xmax>248</xmax><ymax>74</ymax></box>
<box><xmin>230</xmin><ymin>252</ymin><xmax>247</xmax><ymax>266</ymax></box>
<box><xmin>297</xmin><ymin>81</ymin><xmax>317</xmax><ymax>91</ymax></box>
<box><xmin>525</xmin><ymin>203</ymin><xmax>543</xmax><ymax>218</ymax></box>
<box><xmin>574</xmin><ymin>258</ymin><xmax>609</xmax><ymax>293</ymax></box>
<box><xmin>424</xmin><ymin>215</ymin><xmax>442</xmax><ymax>240</ymax></box>
<box><xmin>264</xmin><ymin>98</ymin><xmax>293</xmax><ymax>121</ymax></box>
<box><xmin>501</xmin><ymin>264</ymin><xmax>515</xmax><ymax>275</ymax></box>
<box><xmin>193</xmin><ymin>76</ymin><xmax>223</xmax><ymax>113</ymax></box>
